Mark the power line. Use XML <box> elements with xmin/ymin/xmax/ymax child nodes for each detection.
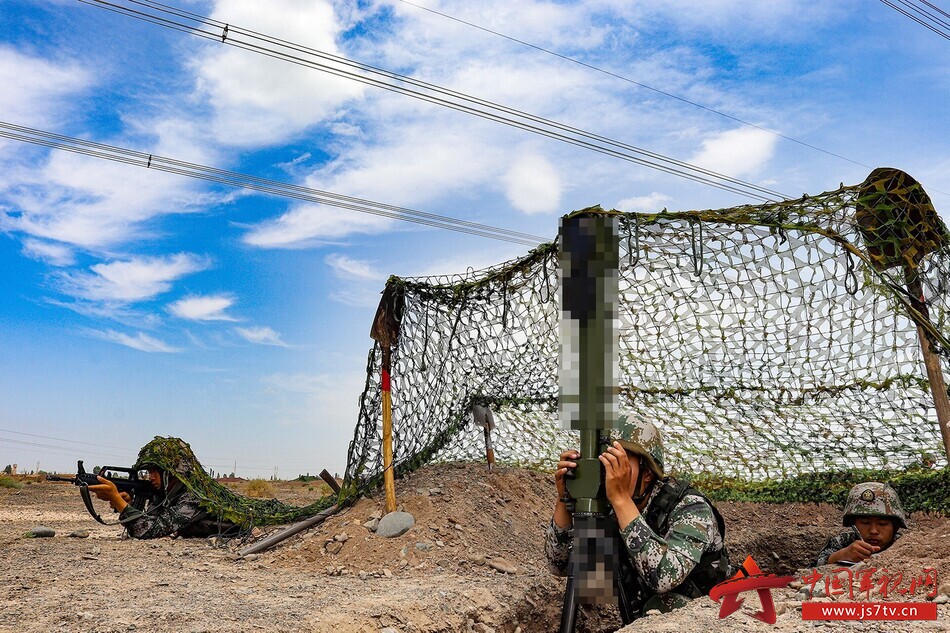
<box><xmin>0</xmin><ymin>428</ymin><xmax>322</xmax><ymax>469</ymax></box>
<box><xmin>0</xmin><ymin>428</ymin><xmax>134</xmax><ymax>451</ymax></box>
<box><xmin>396</xmin><ymin>0</ymin><xmax>874</xmax><ymax>171</ymax></box>
<box><xmin>0</xmin><ymin>437</ymin><xmax>132</xmax><ymax>461</ymax></box>
<box><xmin>0</xmin><ymin>121</ymin><xmax>548</xmax><ymax>247</ymax></box>
<box><xmin>879</xmin><ymin>0</ymin><xmax>950</xmax><ymax>39</ymax></box>
<box><xmin>79</xmin><ymin>0</ymin><xmax>790</xmax><ymax>202</ymax></box>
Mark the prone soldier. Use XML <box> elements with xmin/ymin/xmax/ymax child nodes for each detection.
<box><xmin>89</xmin><ymin>437</ymin><xmax>237</xmax><ymax>539</ymax></box>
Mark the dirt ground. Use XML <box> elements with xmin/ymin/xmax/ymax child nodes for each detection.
<box><xmin>2</xmin><ymin>464</ymin><xmax>948</xmax><ymax>632</ymax></box>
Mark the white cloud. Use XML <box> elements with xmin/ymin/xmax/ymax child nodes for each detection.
<box><xmin>598</xmin><ymin>0</ymin><xmax>845</xmax><ymax>40</ymax></box>
<box><xmin>0</xmin><ymin>47</ymin><xmax>92</xmax><ymax>128</ymax></box>
<box><xmin>235</xmin><ymin>326</ymin><xmax>288</xmax><ymax>346</ymax></box>
<box><xmin>21</xmin><ymin>238</ymin><xmax>75</xmax><ymax>267</ymax></box>
<box><xmin>242</xmin><ymin>202</ymin><xmax>393</xmax><ymax>248</ymax></box>
<box><xmin>503</xmin><ymin>152</ymin><xmax>562</xmax><ymax>215</ymax></box>
<box><xmin>192</xmin><ymin>0</ymin><xmax>366</xmax><ymax>147</ymax></box>
<box><xmin>56</xmin><ymin>254</ymin><xmax>209</xmax><ymax>303</ymax></box>
<box><xmin>261</xmin><ymin>371</ymin><xmax>365</xmax><ymax>422</ymax></box>
<box><xmin>328</xmin><ymin>288</ymin><xmax>381</xmax><ymax>308</ymax></box>
<box><xmin>169</xmin><ymin>294</ymin><xmax>238</xmax><ymax>321</ymax></box>
<box><xmin>325</xmin><ymin>254</ymin><xmax>384</xmax><ymax>281</ymax></box>
<box><xmin>321</xmin><ymin>116</ymin><xmax>505</xmax><ymax>205</ymax></box>
<box><xmin>88</xmin><ymin>329</ymin><xmax>181</xmax><ymax>353</ymax></box>
<box><xmin>384</xmin><ymin>1</ymin><xmax>607</xmax><ymax>65</ymax></box>
<box><xmin>0</xmin><ymin>143</ymin><xmax>211</xmax><ymax>249</ymax></box>
<box><xmin>689</xmin><ymin>128</ymin><xmax>777</xmax><ymax>178</ymax></box>
<box><xmin>615</xmin><ymin>192</ymin><xmax>673</xmax><ymax>213</ymax></box>
<box><xmin>396</xmin><ymin>244</ymin><xmax>528</xmax><ymax>279</ymax></box>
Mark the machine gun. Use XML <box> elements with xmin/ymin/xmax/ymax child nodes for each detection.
<box><xmin>47</xmin><ymin>460</ymin><xmax>155</xmax><ymax>524</ymax></box>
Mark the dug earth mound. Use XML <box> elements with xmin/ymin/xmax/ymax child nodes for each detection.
<box><xmin>2</xmin><ymin>463</ymin><xmax>949</xmax><ymax>632</ymax></box>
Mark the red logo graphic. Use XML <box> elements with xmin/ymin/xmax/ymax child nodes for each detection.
<box><xmin>709</xmin><ymin>555</ymin><xmax>795</xmax><ymax>624</ymax></box>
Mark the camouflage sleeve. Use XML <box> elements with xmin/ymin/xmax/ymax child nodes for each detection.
<box><xmin>620</xmin><ymin>493</ymin><xmax>719</xmax><ymax>593</ymax></box>
<box><xmin>815</xmin><ymin>527</ymin><xmax>860</xmax><ymax>566</ymax></box>
<box><xmin>119</xmin><ymin>489</ymin><xmax>206</xmax><ymax>539</ymax></box>
<box><xmin>544</xmin><ymin>518</ymin><xmax>573</xmax><ymax>576</ymax></box>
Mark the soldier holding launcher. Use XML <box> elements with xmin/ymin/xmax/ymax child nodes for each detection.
<box><xmin>545</xmin><ymin>417</ymin><xmax>730</xmax><ymax>618</ymax></box>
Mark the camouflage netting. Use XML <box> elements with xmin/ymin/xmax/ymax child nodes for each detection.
<box><xmin>135</xmin><ymin>437</ymin><xmax>334</xmax><ymax>526</ymax></box>
<box><xmin>344</xmin><ymin>168</ymin><xmax>950</xmax><ymax>495</ymax></box>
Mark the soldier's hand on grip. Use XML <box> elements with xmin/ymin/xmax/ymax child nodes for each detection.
<box><xmin>555</xmin><ymin>450</ymin><xmax>580</xmax><ymax>500</ymax></box>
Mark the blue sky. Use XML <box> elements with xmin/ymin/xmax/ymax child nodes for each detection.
<box><xmin>1</xmin><ymin>0</ymin><xmax>947</xmax><ymax>478</ymax></box>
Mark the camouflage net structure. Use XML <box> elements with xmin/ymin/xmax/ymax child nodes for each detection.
<box><xmin>344</xmin><ymin>168</ymin><xmax>950</xmax><ymax>494</ymax></box>
<box><xmin>135</xmin><ymin>437</ymin><xmax>334</xmax><ymax>527</ymax></box>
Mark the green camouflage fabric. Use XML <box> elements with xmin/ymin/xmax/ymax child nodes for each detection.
<box><xmin>545</xmin><ymin>481</ymin><xmax>724</xmax><ymax>608</ymax></box>
<box><xmin>133</xmin><ymin>436</ymin><xmax>335</xmax><ymax>527</ymax></box>
<box><xmin>119</xmin><ymin>480</ymin><xmax>236</xmax><ymax>539</ymax></box>
<box><xmin>842</xmin><ymin>482</ymin><xmax>907</xmax><ymax>528</ymax></box>
<box><xmin>613</xmin><ymin>416</ymin><xmax>664</xmax><ymax>477</ymax></box>
<box><xmin>815</xmin><ymin>525</ymin><xmax>903</xmax><ymax>567</ymax></box>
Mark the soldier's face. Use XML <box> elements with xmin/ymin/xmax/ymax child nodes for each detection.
<box><xmin>146</xmin><ymin>468</ymin><xmax>163</xmax><ymax>490</ymax></box>
<box><xmin>626</xmin><ymin>454</ymin><xmax>653</xmax><ymax>499</ymax></box>
<box><xmin>854</xmin><ymin>517</ymin><xmax>896</xmax><ymax>549</ymax></box>
<box><xmin>625</xmin><ymin>453</ymin><xmax>640</xmax><ymax>485</ymax></box>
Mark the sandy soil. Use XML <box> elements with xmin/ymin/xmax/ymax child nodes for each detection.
<box><xmin>1</xmin><ymin>465</ymin><xmax>948</xmax><ymax>632</ymax></box>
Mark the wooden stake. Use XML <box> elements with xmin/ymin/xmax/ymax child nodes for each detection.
<box><xmin>319</xmin><ymin>469</ymin><xmax>341</xmax><ymax>494</ymax></box>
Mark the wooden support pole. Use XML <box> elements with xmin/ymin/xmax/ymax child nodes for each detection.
<box><xmin>370</xmin><ymin>283</ymin><xmax>403</xmax><ymax>515</ymax></box>
<box><xmin>236</xmin><ymin>504</ymin><xmax>339</xmax><ymax>557</ymax></box>
<box><xmin>854</xmin><ymin>168</ymin><xmax>950</xmax><ymax>463</ymax></box>
<box><xmin>906</xmin><ymin>272</ymin><xmax>950</xmax><ymax>462</ymax></box>
<box><xmin>381</xmin><ymin>346</ymin><xmax>397</xmax><ymax>513</ymax></box>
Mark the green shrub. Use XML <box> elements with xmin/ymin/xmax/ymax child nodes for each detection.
<box><xmin>0</xmin><ymin>475</ymin><xmax>24</xmax><ymax>489</ymax></box>
<box><xmin>244</xmin><ymin>478</ymin><xmax>274</xmax><ymax>498</ymax></box>
<box><xmin>688</xmin><ymin>466</ymin><xmax>950</xmax><ymax>515</ymax></box>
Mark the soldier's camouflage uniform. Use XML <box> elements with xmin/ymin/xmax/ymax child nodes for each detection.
<box><xmin>815</xmin><ymin>482</ymin><xmax>906</xmax><ymax>566</ymax></box>
<box><xmin>546</xmin><ymin>416</ymin><xmax>728</xmax><ymax>616</ymax></box>
<box><xmin>119</xmin><ymin>481</ymin><xmax>237</xmax><ymax>540</ymax></box>
<box><xmin>116</xmin><ymin>436</ymin><xmax>334</xmax><ymax>539</ymax></box>
<box><xmin>544</xmin><ymin>480</ymin><xmax>725</xmax><ymax>613</ymax></box>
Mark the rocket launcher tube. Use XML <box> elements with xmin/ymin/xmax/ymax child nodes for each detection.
<box><xmin>557</xmin><ymin>211</ymin><xmax>622</xmax><ymax>612</ymax></box>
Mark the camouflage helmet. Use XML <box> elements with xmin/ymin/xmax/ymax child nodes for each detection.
<box><xmin>843</xmin><ymin>482</ymin><xmax>907</xmax><ymax>529</ymax></box>
<box><xmin>133</xmin><ymin>436</ymin><xmax>200</xmax><ymax>475</ymax></box>
<box><xmin>613</xmin><ymin>415</ymin><xmax>664</xmax><ymax>478</ymax></box>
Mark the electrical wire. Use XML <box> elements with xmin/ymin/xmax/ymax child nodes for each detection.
<box><xmin>0</xmin><ymin>428</ymin><xmax>323</xmax><ymax>472</ymax></box>
<box><xmin>396</xmin><ymin>0</ymin><xmax>875</xmax><ymax>171</ymax></box>
<box><xmin>0</xmin><ymin>121</ymin><xmax>548</xmax><ymax>247</ymax></box>
<box><xmin>879</xmin><ymin>0</ymin><xmax>950</xmax><ymax>39</ymax></box>
<box><xmin>78</xmin><ymin>0</ymin><xmax>790</xmax><ymax>202</ymax></box>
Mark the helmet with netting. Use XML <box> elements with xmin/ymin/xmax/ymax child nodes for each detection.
<box><xmin>131</xmin><ymin>436</ymin><xmax>334</xmax><ymax>527</ymax></box>
<box><xmin>613</xmin><ymin>415</ymin><xmax>664</xmax><ymax>478</ymax></box>
<box><xmin>134</xmin><ymin>436</ymin><xmax>199</xmax><ymax>474</ymax></box>
<box><xmin>843</xmin><ymin>482</ymin><xmax>907</xmax><ymax>529</ymax></box>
